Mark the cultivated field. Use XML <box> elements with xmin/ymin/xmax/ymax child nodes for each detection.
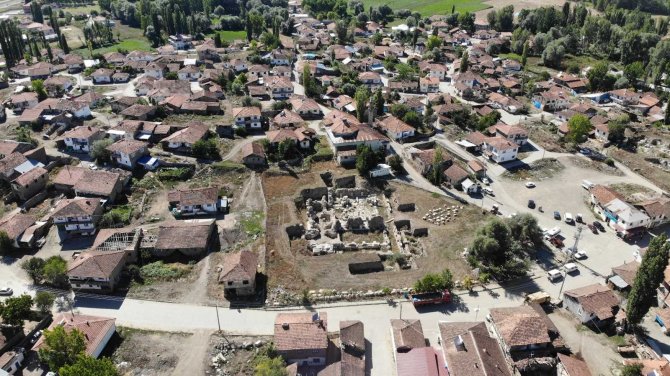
<box><xmin>362</xmin><ymin>0</ymin><xmax>489</xmax><ymax>17</ymax></box>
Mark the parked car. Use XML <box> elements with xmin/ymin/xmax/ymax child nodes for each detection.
<box><xmin>574</xmin><ymin>250</ymin><xmax>587</xmax><ymax>259</ymax></box>
<box><xmin>564</xmin><ymin>263</ymin><xmax>578</xmax><ymax>274</ymax></box>
<box><xmin>549</xmin><ymin>237</ymin><xmax>564</xmax><ymax>248</ymax></box>
<box><xmin>587</xmin><ymin>223</ymin><xmax>598</xmax><ymax>234</ymax></box>
<box><xmin>30</xmin><ymin>330</ymin><xmax>42</xmax><ymax>344</ymax></box>
<box><xmin>525</xmin><ymin>182</ymin><xmax>536</xmax><ymax>188</ymax></box>
<box><xmin>565</xmin><ymin>213</ymin><xmax>574</xmax><ymax>224</ymax></box>
<box><xmin>528</xmin><ymin>199</ymin><xmax>536</xmax><ymax>209</ymax></box>
<box><xmin>482</xmin><ymin>177</ymin><xmax>491</xmax><ymax>185</ymax></box>
<box><xmin>548</xmin><ymin>269</ymin><xmax>563</xmax><ymax>282</ymax></box>
<box><xmin>593</xmin><ymin>221</ymin><xmax>605</xmax><ymax>232</ymax></box>
<box><xmin>544</xmin><ymin>227</ymin><xmax>561</xmax><ymax>238</ymax></box>
<box><xmin>580</xmin><ymin>148</ymin><xmax>591</xmax><ymax>155</ymax></box>
<box><xmin>0</xmin><ymin>287</ymin><xmax>13</xmax><ymax>296</ymax></box>
<box><xmin>483</xmin><ymin>187</ymin><xmax>494</xmax><ymax>196</ymax></box>
<box><xmin>554</xmin><ymin>211</ymin><xmax>561</xmax><ymax>220</ymax></box>
<box><xmin>576</xmin><ymin>213</ymin><xmax>583</xmax><ymax>223</ymax></box>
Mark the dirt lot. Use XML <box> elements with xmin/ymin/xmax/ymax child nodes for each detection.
<box><xmin>206</xmin><ymin>334</ymin><xmax>275</xmax><ymax>376</ymax></box>
<box><xmin>526</xmin><ymin>122</ymin><xmax>570</xmax><ymax>153</ymax></box>
<box><xmin>565</xmin><ymin>156</ymin><xmax>623</xmax><ymax>176</ymax></box>
<box><xmin>609</xmin><ymin>182</ymin><xmax>660</xmax><ymax>204</ymax></box>
<box><xmin>502</xmin><ymin>158</ymin><xmax>565</xmax><ymax>181</ymax></box>
<box><xmin>262</xmin><ymin>162</ymin><xmax>488</xmax><ymax>291</ymax></box>
<box><xmin>609</xmin><ymin>128</ymin><xmax>670</xmax><ymax>193</ymax></box>
<box><xmin>110</xmin><ymin>327</ymin><xmax>192</xmax><ymax>376</ymax></box>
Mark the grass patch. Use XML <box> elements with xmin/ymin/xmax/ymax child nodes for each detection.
<box><xmin>216</xmin><ymin>30</ymin><xmax>246</xmax><ymax>42</ymax></box>
<box><xmin>240</xmin><ymin>211</ymin><xmax>265</xmax><ymax>236</ymax></box>
<box><xmin>212</xmin><ymin>160</ymin><xmax>246</xmax><ymax>172</ymax></box>
<box><xmin>140</xmin><ymin>261</ymin><xmax>192</xmax><ymax>282</ymax></box>
<box><xmin>73</xmin><ymin>23</ymin><xmax>151</xmax><ymax>56</ymax></box>
<box><xmin>609</xmin><ymin>335</ymin><xmax>628</xmax><ymax>347</ymax></box>
<box><xmin>502</xmin><ymin>158</ymin><xmax>565</xmax><ymax>181</ymax></box>
<box><xmin>156</xmin><ymin>167</ymin><xmax>193</xmax><ymax>182</ymax></box>
<box><xmin>361</xmin><ymin>0</ymin><xmax>489</xmax><ymax>16</ymax></box>
<box><xmin>499</xmin><ymin>53</ymin><xmax>522</xmax><ymax>62</ymax></box>
<box><xmin>62</xmin><ymin>4</ymin><xmax>101</xmax><ymax>15</ymax></box>
<box><xmin>100</xmin><ymin>205</ymin><xmax>133</xmax><ymax>227</ymax></box>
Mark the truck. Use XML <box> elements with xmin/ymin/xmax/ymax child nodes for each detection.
<box><xmin>410</xmin><ymin>290</ymin><xmax>451</xmax><ymax>307</ymax></box>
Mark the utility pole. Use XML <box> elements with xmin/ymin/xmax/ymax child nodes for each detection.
<box><xmin>558</xmin><ymin>226</ymin><xmax>583</xmax><ymax>299</ymax></box>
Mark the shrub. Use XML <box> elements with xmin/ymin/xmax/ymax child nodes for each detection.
<box><xmin>140</xmin><ymin>261</ymin><xmax>189</xmax><ymax>281</ymax></box>
<box><xmin>605</xmin><ymin>158</ymin><xmax>615</xmax><ymax>167</ymax></box>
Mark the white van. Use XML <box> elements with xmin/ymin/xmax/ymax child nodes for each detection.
<box><xmin>582</xmin><ymin>180</ymin><xmax>594</xmax><ymax>190</ymax></box>
<box><xmin>565</xmin><ymin>213</ymin><xmax>574</xmax><ymax>224</ymax></box>
<box><xmin>548</xmin><ymin>269</ymin><xmax>562</xmax><ymax>282</ymax></box>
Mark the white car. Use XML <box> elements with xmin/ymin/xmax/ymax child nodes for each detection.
<box><xmin>547</xmin><ymin>269</ymin><xmax>562</xmax><ymax>282</ymax></box>
<box><xmin>564</xmin><ymin>263</ymin><xmax>578</xmax><ymax>273</ymax></box>
<box><xmin>483</xmin><ymin>187</ymin><xmax>494</xmax><ymax>196</ymax></box>
<box><xmin>482</xmin><ymin>177</ymin><xmax>491</xmax><ymax>185</ymax></box>
<box><xmin>574</xmin><ymin>250</ymin><xmax>587</xmax><ymax>260</ymax></box>
<box><xmin>525</xmin><ymin>182</ymin><xmax>536</xmax><ymax>188</ymax></box>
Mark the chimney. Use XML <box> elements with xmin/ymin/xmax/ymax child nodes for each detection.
<box><xmin>454</xmin><ymin>335</ymin><xmax>465</xmax><ymax>351</ymax></box>
<box><xmin>282</xmin><ymin>323</ymin><xmax>289</xmax><ymax>330</ymax></box>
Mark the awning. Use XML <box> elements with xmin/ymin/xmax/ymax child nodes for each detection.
<box><xmin>609</xmin><ymin>275</ymin><xmax>629</xmax><ymax>290</ymax></box>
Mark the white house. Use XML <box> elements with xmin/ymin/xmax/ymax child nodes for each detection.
<box><xmin>420</xmin><ymin>76</ymin><xmax>440</xmax><ymax>93</ymax></box>
<box><xmin>232</xmin><ymin>107</ymin><xmax>263</xmax><ymax>129</ymax></box>
<box><xmin>0</xmin><ymin>351</ymin><xmax>24</xmax><ymax>375</ymax></box>
<box><xmin>377</xmin><ymin>116</ymin><xmax>415</xmax><ymax>141</ymax></box>
<box><xmin>369</xmin><ymin>163</ymin><xmax>392</xmax><ymax>178</ymax></box>
<box><xmin>483</xmin><ymin>137</ymin><xmax>518</xmax><ymax>163</ymax></box>
<box><xmin>144</xmin><ymin>62</ymin><xmax>166</xmax><ymax>79</ymax></box>
<box><xmin>91</xmin><ymin>68</ymin><xmax>113</xmax><ymax>84</ymax></box>
<box><xmin>167</xmin><ymin>186</ymin><xmax>224</xmax><ymax>217</ymax></box>
<box><xmin>51</xmin><ymin>198</ymin><xmax>102</xmax><ymax>237</ymax></box>
<box><xmin>563</xmin><ymin>284</ymin><xmax>620</xmax><ymax>328</ymax></box>
<box><xmin>594</xmin><ymin>123</ymin><xmax>609</xmax><ymax>141</ymax></box>
<box><xmin>60</xmin><ymin>126</ymin><xmax>104</xmax><ymax>154</ymax></box>
<box><xmin>106</xmin><ymin>139</ymin><xmax>149</xmax><ymax>169</ymax></box>
<box><xmin>177</xmin><ymin>65</ymin><xmax>201</xmax><ymax>81</ymax></box>
<box><xmin>32</xmin><ymin>313</ymin><xmax>116</xmax><ymax>359</ymax></box>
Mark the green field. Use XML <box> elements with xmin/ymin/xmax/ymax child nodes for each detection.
<box><xmin>361</xmin><ymin>0</ymin><xmax>489</xmax><ymax>16</ymax></box>
<box><xmin>216</xmin><ymin>30</ymin><xmax>247</xmax><ymax>42</ymax></box>
<box><xmin>62</xmin><ymin>4</ymin><xmax>101</xmax><ymax>15</ymax></box>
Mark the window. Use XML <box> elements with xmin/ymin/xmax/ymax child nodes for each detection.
<box><xmin>227</xmin><ymin>281</ymin><xmax>233</xmax><ymax>286</ymax></box>
<box><xmin>243</xmin><ymin>280</ymin><xmax>249</xmax><ymax>285</ymax></box>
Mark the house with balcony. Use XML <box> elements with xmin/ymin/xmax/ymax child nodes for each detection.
<box><xmin>106</xmin><ymin>139</ymin><xmax>149</xmax><ymax>169</ymax></box>
<box><xmin>358</xmin><ymin>71</ymin><xmax>382</xmax><ymax>90</ymax></box>
<box><xmin>483</xmin><ymin>137</ymin><xmax>518</xmax><ymax>163</ymax></box>
<box><xmin>588</xmin><ymin>185</ymin><xmax>650</xmax><ymax>237</ymax></box>
<box><xmin>218</xmin><ymin>250</ymin><xmax>258</xmax><ymax>297</ymax></box>
<box><xmin>289</xmin><ymin>97</ymin><xmax>322</xmax><ymax>119</ymax></box>
<box><xmin>419</xmin><ymin>76</ymin><xmax>440</xmax><ymax>93</ymax></box>
<box><xmin>67</xmin><ymin>250</ymin><xmax>128</xmax><ymax>292</ymax></box>
<box><xmin>491</xmin><ymin>124</ymin><xmax>528</xmax><ymax>145</ymax></box>
<box><xmin>265</xmin><ymin>76</ymin><xmax>294</xmax><ymax>100</ymax></box>
<box><xmin>232</xmin><ymin>106</ymin><xmax>263</xmax><ymax>130</ymax></box>
<box><xmin>161</xmin><ymin>122</ymin><xmax>210</xmax><ymax>153</ymax></box>
<box><xmin>51</xmin><ymin>198</ymin><xmax>103</xmax><ymax>238</ymax></box>
<box><xmin>376</xmin><ymin>116</ymin><xmax>415</xmax><ymax>141</ymax></box>
<box><xmin>167</xmin><ymin>186</ymin><xmax>227</xmax><ymax>217</ymax></box>
<box><xmin>60</xmin><ymin>126</ymin><xmax>105</xmax><ymax>155</ymax></box>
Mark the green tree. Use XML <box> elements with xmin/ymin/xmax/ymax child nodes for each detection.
<box><xmin>428</xmin><ymin>148</ymin><xmax>443</xmax><ymax>185</ymax></box>
<box><xmin>192</xmin><ymin>139</ymin><xmax>219</xmax><ymax>159</ymax></box>
<box><xmin>566</xmin><ymin>114</ymin><xmax>592</xmax><ymax>143</ymax></box>
<box><xmin>21</xmin><ymin>257</ymin><xmax>45</xmax><ymax>284</ymax></box>
<box><xmin>34</xmin><ymin>291</ymin><xmax>55</xmax><ymax>314</ymax></box>
<box><xmin>607</xmin><ymin>121</ymin><xmax>626</xmax><ymax>144</ymax></box>
<box><xmin>277</xmin><ymin>139</ymin><xmax>297</xmax><ymax>160</ymax></box>
<box><xmin>426</xmin><ymin>35</ymin><xmax>441</xmax><ymax>50</ymax></box>
<box><xmin>255</xmin><ymin>356</ymin><xmax>287</xmax><ymax>376</ymax></box>
<box><xmin>623</xmin><ymin>61</ymin><xmax>644</xmax><ymax>84</ymax></box>
<box><xmin>373</xmin><ymin>88</ymin><xmax>385</xmax><ymax>116</ymax></box>
<box><xmin>355</xmin><ymin>144</ymin><xmax>378</xmax><ymax>175</ymax></box>
<box><xmin>32</xmin><ymin>79</ymin><xmax>47</xmax><ymax>100</ymax></box>
<box><xmin>0</xmin><ymin>230</ymin><xmax>11</xmax><ymax>255</ymax></box>
<box><xmin>388</xmin><ymin>154</ymin><xmax>402</xmax><ymax>172</ymax></box>
<box><xmin>90</xmin><ymin>138</ymin><xmax>114</xmax><ymax>163</ymax></box>
<box><xmin>460</xmin><ymin>51</ymin><xmax>469</xmax><ymax>73</ymax></box>
<box><xmin>665</xmin><ymin>101</ymin><xmax>670</xmax><ymax>125</ymax></box>
<box><xmin>413</xmin><ymin>269</ymin><xmax>454</xmax><ymax>293</ymax></box>
<box><xmin>39</xmin><ymin>326</ymin><xmax>87</xmax><ymax>371</ymax></box>
<box><xmin>626</xmin><ymin>235</ymin><xmax>670</xmax><ymax>325</ymax></box>
<box><xmin>354</xmin><ymin>86</ymin><xmax>370</xmax><ymax>122</ymax></box>
<box><xmin>59</xmin><ymin>355</ymin><xmax>119</xmax><ymax>376</ymax></box>
<box><xmin>587</xmin><ymin>62</ymin><xmax>615</xmax><ymax>91</ymax></box>
<box><xmin>43</xmin><ymin>256</ymin><xmax>69</xmax><ymax>287</ymax></box>
<box><xmin>0</xmin><ymin>294</ymin><xmax>33</xmax><ymax>326</ymax></box>
<box><xmin>403</xmin><ymin>111</ymin><xmax>421</xmax><ymax>128</ymax></box>
<box><xmin>521</xmin><ymin>41</ymin><xmax>529</xmax><ymax>67</ymax></box>
<box><xmin>302</xmin><ymin>65</ymin><xmax>320</xmax><ymax>98</ymax></box>
<box><xmin>620</xmin><ymin>363</ymin><xmax>643</xmax><ymax>376</ymax></box>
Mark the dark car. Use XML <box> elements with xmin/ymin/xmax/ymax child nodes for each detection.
<box><xmin>528</xmin><ymin>199</ymin><xmax>536</xmax><ymax>209</ymax></box>
<box><xmin>554</xmin><ymin>211</ymin><xmax>561</xmax><ymax>220</ymax></box>
<box><xmin>587</xmin><ymin>223</ymin><xmax>598</xmax><ymax>234</ymax></box>
<box><xmin>593</xmin><ymin>221</ymin><xmax>605</xmax><ymax>232</ymax></box>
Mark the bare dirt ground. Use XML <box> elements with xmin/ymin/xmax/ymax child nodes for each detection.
<box><xmin>609</xmin><ymin>183</ymin><xmax>660</xmax><ymax>204</ymax></box>
<box><xmin>126</xmin><ymin>261</ymin><xmax>200</xmax><ymax>302</ymax></box>
<box><xmin>609</xmin><ymin>128</ymin><xmax>670</xmax><ymax>193</ymax></box>
<box><xmin>549</xmin><ymin>310</ymin><xmax>624</xmax><ymax>376</ymax></box>
<box><xmin>110</xmin><ymin>327</ymin><xmax>191</xmax><ymax>376</ymax></box>
<box><xmin>206</xmin><ymin>334</ymin><xmax>275</xmax><ymax>376</ymax></box>
<box><xmin>527</xmin><ymin>122</ymin><xmax>570</xmax><ymax>153</ymax></box>
<box><xmin>502</xmin><ymin>158</ymin><xmax>565</xmax><ymax>181</ymax></box>
<box><xmin>475</xmin><ymin>0</ymin><xmax>566</xmax><ymax>21</ymax></box>
<box><xmin>566</xmin><ymin>156</ymin><xmax>624</xmax><ymax>176</ymax></box>
<box><xmin>262</xmin><ymin>163</ymin><xmax>488</xmax><ymax>292</ymax></box>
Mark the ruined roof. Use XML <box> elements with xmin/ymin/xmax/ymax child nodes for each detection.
<box><xmin>564</xmin><ymin>284</ymin><xmax>620</xmax><ymax>321</ymax></box>
<box><xmin>274</xmin><ymin>312</ymin><xmax>328</xmax><ymax>352</ymax></box>
<box><xmin>611</xmin><ymin>261</ymin><xmax>640</xmax><ymax>287</ymax></box>
<box><xmin>12</xmin><ymin>166</ymin><xmax>47</xmax><ymax>187</ymax></box>
<box><xmin>241</xmin><ymin>142</ymin><xmax>265</xmax><ymax>159</ymax></box>
<box><xmin>154</xmin><ymin>220</ymin><xmax>214</xmax><ymax>250</ymax></box>
<box><xmin>167</xmin><ymin>187</ymin><xmax>218</xmax><ymax>206</ymax></box>
<box><xmin>557</xmin><ymin>354</ymin><xmax>592</xmax><ymax>376</ymax></box>
<box><xmin>489</xmin><ymin>306</ymin><xmax>551</xmax><ymax>348</ymax></box>
<box><xmin>218</xmin><ymin>250</ymin><xmax>258</xmax><ymax>282</ymax></box>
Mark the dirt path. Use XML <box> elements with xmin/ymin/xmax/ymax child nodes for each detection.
<box><xmin>181</xmin><ymin>255</ymin><xmax>211</xmax><ymax>305</ymax></box>
<box><xmin>549</xmin><ymin>310</ymin><xmax>621</xmax><ymax>376</ymax></box>
<box><xmin>235</xmin><ymin>171</ymin><xmax>265</xmax><ymax>212</ymax></box>
<box><xmin>171</xmin><ymin>330</ymin><xmax>213</xmax><ymax>376</ymax></box>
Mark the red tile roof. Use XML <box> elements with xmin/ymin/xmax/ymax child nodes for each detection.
<box><xmin>218</xmin><ymin>250</ymin><xmax>258</xmax><ymax>282</ymax></box>
<box><xmin>32</xmin><ymin>313</ymin><xmax>116</xmax><ymax>356</ymax></box>
<box><xmin>274</xmin><ymin>312</ymin><xmax>328</xmax><ymax>352</ymax></box>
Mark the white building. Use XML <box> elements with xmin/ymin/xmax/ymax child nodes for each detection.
<box><xmin>483</xmin><ymin>137</ymin><xmax>518</xmax><ymax>163</ymax></box>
